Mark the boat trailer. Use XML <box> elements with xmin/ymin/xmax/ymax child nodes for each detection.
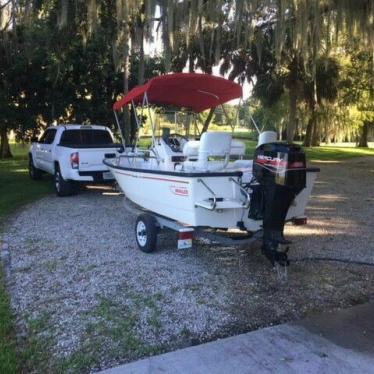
<box><xmin>123</xmin><ymin>198</ymin><xmax>296</xmax><ymax>266</ymax></box>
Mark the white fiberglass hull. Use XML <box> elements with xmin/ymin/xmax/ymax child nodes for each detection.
<box><xmin>105</xmin><ymin>158</ymin><xmax>319</xmax><ymax>231</ymax></box>
<box><xmin>109</xmin><ymin>166</ymin><xmax>251</xmax><ymax>228</ymax></box>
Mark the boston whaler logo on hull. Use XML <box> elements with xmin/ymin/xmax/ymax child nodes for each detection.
<box><xmin>170</xmin><ymin>185</ymin><xmax>189</xmax><ymax>196</ymax></box>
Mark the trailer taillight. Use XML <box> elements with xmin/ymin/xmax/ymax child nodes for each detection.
<box><xmin>178</xmin><ymin>229</ymin><xmax>193</xmax><ymax>249</ymax></box>
<box><xmin>70</xmin><ymin>152</ymin><xmax>79</xmax><ymax>169</ymax></box>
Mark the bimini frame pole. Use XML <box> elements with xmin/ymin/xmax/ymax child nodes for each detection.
<box><xmin>131</xmin><ymin>100</ymin><xmax>141</xmax><ymax>129</ymax></box>
<box><xmin>113</xmin><ymin>109</ymin><xmax>126</xmax><ymax>146</ymax></box>
<box><xmin>144</xmin><ymin>92</ymin><xmax>157</xmax><ymax>148</ymax></box>
<box><xmin>245</xmin><ymin>102</ymin><xmax>261</xmax><ymax>135</ymax></box>
<box><xmin>220</xmin><ymin>97</ymin><xmax>242</xmax><ymax>133</ymax></box>
<box><xmin>249</xmin><ymin>111</ymin><xmax>261</xmax><ymax>135</ymax></box>
<box><xmin>131</xmin><ymin>100</ymin><xmax>141</xmax><ymax>150</ymax></box>
<box><xmin>144</xmin><ymin>92</ymin><xmax>160</xmax><ymax>161</ymax></box>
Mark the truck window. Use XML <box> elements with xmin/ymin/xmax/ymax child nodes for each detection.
<box><xmin>60</xmin><ymin>130</ymin><xmax>113</xmax><ymax>145</ymax></box>
<box><xmin>39</xmin><ymin>129</ymin><xmax>57</xmax><ymax>144</ymax></box>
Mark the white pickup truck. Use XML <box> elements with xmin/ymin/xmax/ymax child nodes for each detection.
<box><xmin>29</xmin><ymin>124</ymin><xmax>123</xmax><ymax>196</ymax></box>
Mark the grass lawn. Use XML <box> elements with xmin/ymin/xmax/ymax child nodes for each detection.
<box><xmin>0</xmin><ymin>268</ymin><xmax>18</xmax><ymax>374</ymax></box>
<box><xmin>0</xmin><ymin>144</ymin><xmax>52</xmax><ymax>374</ymax></box>
<box><xmin>0</xmin><ymin>144</ymin><xmax>53</xmax><ymax>226</ymax></box>
<box><xmin>139</xmin><ymin>135</ymin><xmax>374</xmax><ymax>161</ymax></box>
<box><xmin>242</xmin><ymin>140</ymin><xmax>374</xmax><ymax>161</ymax></box>
<box><xmin>303</xmin><ymin>145</ymin><xmax>374</xmax><ymax>161</ymax></box>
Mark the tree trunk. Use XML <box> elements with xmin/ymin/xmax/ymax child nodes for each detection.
<box><xmin>201</xmin><ymin>108</ymin><xmax>215</xmax><ymax>134</ymax></box>
<box><xmin>128</xmin><ymin>19</ymin><xmax>145</xmax><ymax>146</ymax></box>
<box><xmin>311</xmin><ymin>119</ymin><xmax>320</xmax><ymax>146</ymax></box>
<box><xmin>161</xmin><ymin>7</ymin><xmax>171</xmax><ymax>72</ymax></box>
<box><xmin>287</xmin><ymin>84</ymin><xmax>297</xmax><ymax>142</ymax></box>
<box><xmin>303</xmin><ymin>116</ymin><xmax>314</xmax><ymax>147</ymax></box>
<box><xmin>281</xmin><ymin>128</ymin><xmax>287</xmax><ymax>142</ymax></box>
<box><xmin>358</xmin><ymin>121</ymin><xmax>369</xmax><ymax>147</ymax></box>
<box><xmin>188</xmin><ymin>52</ymin><xmax>194</xmax><ymax>73</ymax></box>
<box><xmin>304</xmin><ymin>73</ymin><xmax>319</xmax><ymax>147</ymax></box>
<box><xmin>294</xmin><ymin>118</ymin><xmax>299</xmax><ymax>141</ymax></box>
<box><xmin>138</xmin><ymin>23</ymin><xmax>145</xmax><ymax>85</ymax></box>
<box><xmin>197</xmin><ymin>15</ymin><xmax>207</xmax><ymax>72</ymax></box>
<box><xmin>0</xmin><ymin>127</ymin><xmax>13</xmax><ymax>159</ymax></box>
<box><xmin>307</xmin><ymin>48</ymin><xmax>320</xmax><ymax>147</ymax></box>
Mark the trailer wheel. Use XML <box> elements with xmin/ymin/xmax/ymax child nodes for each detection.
<box><xmin>135</xmin><ymin>214</ymin><xmax>158</xmax><ymax>253</ymax></box>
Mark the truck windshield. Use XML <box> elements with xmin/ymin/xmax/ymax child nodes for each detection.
<box><xmin>60</xmin><ymin>130</ymin><xmax>113</xmax><ymax>145</ymax></box>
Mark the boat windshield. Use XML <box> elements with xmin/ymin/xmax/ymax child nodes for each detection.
<box><xmin>139</xmin><ymin>109</ymin><xmax>199</xmax><ymax>139</ymax></box>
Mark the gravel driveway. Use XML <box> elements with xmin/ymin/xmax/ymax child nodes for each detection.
<box><xmin>2</xmin><ymin>157</ymin><xmax>374</xmax><ymax>372</ymax></box>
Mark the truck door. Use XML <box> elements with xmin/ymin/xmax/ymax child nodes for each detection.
<box><xmin>34</xmin><ymin>140</ymin><xmax>44</xmax><ymax>170</ymax></box>
<box><xmin>37</xmin><ymin>128</ymin><xmax>57</xmax><ymax>172</ymax></box>
<box><xmin>42</xmin><ymin>128</ymin><xmax>57</xmax><ymax>173</ymax></box>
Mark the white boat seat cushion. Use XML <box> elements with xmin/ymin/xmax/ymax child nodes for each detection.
<box><xmin>230</xmin><ymin>139</ymin><xmax>246</xmax><ymax>156</ymax></box>
<box><xmin>183</xmin><ymin>132</ymin><xmax>232</xmax><ymax>171</ymax></box>
<box><xmin>183</xmin><ymin>140</ymin><xmax>200</xmax><ymax>159</ymax></box>
<box><xmin>183</xmin><ymin>136</ymin><xmax>245</xmax><ymax>160</ymax></box>
<box><xmin>199</xmin><ymin>132</ymin><xmax>232</xmax><ymax>157</ymax></box>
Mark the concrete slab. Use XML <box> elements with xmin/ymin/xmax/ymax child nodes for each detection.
<box><xmin>100</xmin><ymin>303</ymin><xmax>374</xmax><ymax>374</ymax></box>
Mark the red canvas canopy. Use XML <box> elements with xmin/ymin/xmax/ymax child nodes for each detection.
<box><xmin>113</xmin><ymin>73</ymin><xmax>242</xmax><ymax>113</ymax></box>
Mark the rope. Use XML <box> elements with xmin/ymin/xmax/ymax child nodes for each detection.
<box><xmin>289</xmin><ymin>257</ymin><xmax>374</xmax><ymax>267</ymax></box>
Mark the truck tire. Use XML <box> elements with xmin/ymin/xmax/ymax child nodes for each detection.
<box><xmin>135</xmin><ymin>214</ymin><xmax>158</xmax><ymax>253</ymax></box>
<box><xmin>29</xmin><ymin>155</ymin><xmax>43</xmax><ymax>180</ymax></box>
<box><xmin>54</xmin><ymin>164</ymin><xmax>76</xmax><ymax>197</ymax></box>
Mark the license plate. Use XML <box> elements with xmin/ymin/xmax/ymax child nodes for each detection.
<box><xmin>178</xmin><ymin>238</ymin><xmax>192</xmax><ymax>250</ymax></box>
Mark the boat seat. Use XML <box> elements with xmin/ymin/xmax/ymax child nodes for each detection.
<box><xmin>183</xmin><ymin>137</ymin><xmax>246</xmax><ymax>160</ymax></box>
<box><xmin>230</xmin><ymin>139</ymin><xmax>246</xmax><ymax>156</ymax></box>
<box><xmin>183</xmin><ymin>140</ymin><xmax>200</xmax><ymax>160</ymax></box>
<box><xmin>183</xmin><ymin>132</ymin><xmax>232</xmax><ymax>171</ymax></box>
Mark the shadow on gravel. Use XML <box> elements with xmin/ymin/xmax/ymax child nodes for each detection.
<box><xmin>3</xmin><ymin>158</ymin><xmax>374</xmax><ymax>373</ymax></box>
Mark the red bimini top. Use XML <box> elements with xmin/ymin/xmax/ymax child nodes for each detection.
<box><xmin>113</xmin><ymin>73</ymin><xmax>242</xmax><ymax>113</ymax></box>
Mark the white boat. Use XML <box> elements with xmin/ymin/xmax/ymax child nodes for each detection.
<box><xmin>104</xmin><ymin>73</ymin><xmax>319</xmax><ymax>266</ymax></box>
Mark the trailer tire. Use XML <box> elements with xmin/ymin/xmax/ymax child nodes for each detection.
<box><xmin>135</xmin><ymin>214</ymin><xmax>158</xmax><ymax>253</ymax></box>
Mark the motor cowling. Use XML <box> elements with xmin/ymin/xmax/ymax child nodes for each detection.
<box><xmin>252</xmin><ymin>142</ymin><xmax>306</xmax><ymax>266</ymax></box>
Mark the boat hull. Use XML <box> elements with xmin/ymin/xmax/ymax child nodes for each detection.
<box><xmin>106</xmin><ymin>160</ymin><xmax>319</xmax><ymax>232</ymax></box>
<box><xmin>110</xmin><ymin>167</ymin><xmax>249</xmax><ymax>228</ymax></box>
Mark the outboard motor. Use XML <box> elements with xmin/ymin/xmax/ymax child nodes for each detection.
<box><xmin>252</xmin><ymin>135</ymin><xmax>306</xmax><ymax>266</ymax></box>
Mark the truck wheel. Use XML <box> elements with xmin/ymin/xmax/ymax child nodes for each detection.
<box><xmin>135</xmin><ymin>214</ymin><xmax>158</xmax><ymax>253</ymax></box>
<box><xmin>29</xmin><ymin>155</ymin><xmax>42</xmax><ymax>180</ymax></box>
<box><xmin>54</xmin><ymin>165</ymin><xmax>76</xmax><ymax>197</ymax></box>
